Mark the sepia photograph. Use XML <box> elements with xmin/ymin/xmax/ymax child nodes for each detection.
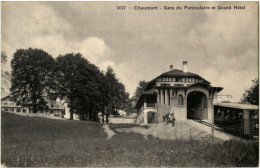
<box><xmin>1</xmin><ymin>1</ymin><xmax>259</xmax><ymax>167</ymax></box>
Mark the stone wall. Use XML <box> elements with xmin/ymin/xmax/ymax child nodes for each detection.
<box><xmin>170</xmin><ymin>97</ymin><xmax>187</xmax><ymax>121</ymax></box>
<box><xmin>109</xmin><ymin>116</ymin><xmax>136</xmax><ymax>124</ymax></box>
<box><xmin>157</xmin><ymin>104</ymin><xmax>171</xmax><ymax>123</ymax></box>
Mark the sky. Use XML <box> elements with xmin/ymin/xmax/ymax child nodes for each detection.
<box><xmin>1</xmin><ymin>1</ymin><xmax>259</xmax><ymax>102</ymax></box>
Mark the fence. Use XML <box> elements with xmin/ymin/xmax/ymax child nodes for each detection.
<box><xmin>193</xmin><ymin>118</ymin><xmax>259</xmax><ymax>139</ymax></box>
<box><xmin>221</xmin><ymin>119</ymin><xmax>258</xmax><ymax>138</ymax></box>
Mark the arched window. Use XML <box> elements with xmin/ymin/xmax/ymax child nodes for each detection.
<box><xmin>178</xmin><ymin>95</ymin><xmax>183</xmax><ymax>105</ymax></box>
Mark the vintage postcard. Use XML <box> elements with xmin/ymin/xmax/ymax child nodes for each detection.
<box><xmin>1</xmin><ymin>1</ymin><xmax>259</xmax><ymax>167</ymax></box>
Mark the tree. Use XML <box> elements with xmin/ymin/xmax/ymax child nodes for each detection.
<box><xmin>104</xmin><ymin>66</ymin><xmax>129</xmax><ymax>122</ymax></box>
<box><xmin>1</xmin><ymin>51</ymin><xmax>11</xmax><ymax>97</ymax></box>
<box><xmin>134</xmin><ymin>80</ymin><xmax>148</xmax><ymax>98</ymax></box>
<box><xmin>10</xmin><ymin>48</ymin><xmax>55</xmax><ymax>113</ymax></box>
<box><xmin>1</xmin><ymin>51</ymin><xmax>7</xmax><ymax>64</ymax></box>
<box><xmin>241</xmin><ymin>79</ymin><xmax>259</xmax><ymax>105</ymax></box>
<box><xmin>55</xmin><ymin>53</ymin><xmax>103</xmax><ymax>120</ymax></box>
<box><xmin>125</xmin><ymin>80</ymin><xmax>148</xmax><ymax>115</ymax></box>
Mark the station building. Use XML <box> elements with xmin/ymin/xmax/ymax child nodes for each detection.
<box><xmin>135</xmin><ymin>61</ymin><xmax>223</xmax><ymax>124</ymax></box>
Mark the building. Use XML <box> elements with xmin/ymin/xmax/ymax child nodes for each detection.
<box><xmin>1</xmin><ymin>95</ymin><xmax>65</xmax><ymax>118</ymax></box>
<box><xmin>135</xmin><ymin>61</ymin><xmax>223</xmax><ymax>124</ymax></box>
<box><xmin>1</xmin><ymin>96</ymin><xmax>29</xmax><ymax>113</ymax></box>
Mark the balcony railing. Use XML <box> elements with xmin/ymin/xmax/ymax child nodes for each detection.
<box><xmin>146</xmin><ymin>103</ymin><xmax>155</xmax><ymax>108</ymax></box>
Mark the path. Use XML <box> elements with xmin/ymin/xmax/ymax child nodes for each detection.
<box><xmin>103</xmin><ymin>124</ymin><xmax>116</xmax><ymax>139</ymax></box>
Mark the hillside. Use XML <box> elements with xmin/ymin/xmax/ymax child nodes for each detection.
<box><xmin>1</xmin><ymin>112</ymin><xmax>258</xmax><ymax>167</ymax></box>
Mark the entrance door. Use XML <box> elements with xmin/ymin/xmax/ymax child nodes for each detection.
<box><xmin>147</xmin><ymin>111</ymin><xmax>155</xmax><ymax>123</ymax></box>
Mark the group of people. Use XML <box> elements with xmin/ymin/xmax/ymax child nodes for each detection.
<box><xmin>164</xmin><ymin>113</ymin><xmax>175</xmax><ymax>126</ymax></box>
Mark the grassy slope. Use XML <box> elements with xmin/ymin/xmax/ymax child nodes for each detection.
<box><xmin>2</xmin><ymin>112</ymin><xmax>259</xmax><ymax>167</ymax></box>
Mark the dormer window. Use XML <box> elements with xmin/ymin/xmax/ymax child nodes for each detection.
<box><xmin>161</xmin><ymin>83</ymin><xmax>170</xmax><ymax>86</ymax></box>
<box><xmin>176</xmin><ymin>77</ymin><xmax>182</xmax><ymax>82</ymax></box>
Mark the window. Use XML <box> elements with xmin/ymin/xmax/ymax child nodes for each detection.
<box><xmin>11</xmin><ymin>108</ymin><xmax>14</xmax><ymax>112</ymax></box>
<box><xmin>17</xmin><ymin>109</ymin><xmax>20</xmax><ymax>112</ymax></box>
<box><xmin>182</xmin><ymin>78</ymin><xmax>185</xmax><ymax>82</ymax></box>
<box><xmin>172</xmin><ymin>78</ymin><xmax>175</xmax><ymax>82</ymax></box>
<box><xmin>163</xmin><ymin>90</ymin><xmax>165</xmax><ymax>105</ymax></box>
<box><xmin>176</xmin><ymin>78</ymin><xmax>182</xmax><ymax>82</ymax></box>
<box><xmin>159</xmin><ymin>91</ymin><xmax>161</xmax><ymax>104</ymax></box>
<box><xmin>174</xmin><ymin>84</ymin><xmax>184</xmax><ymax>87</ymax></box>
<box><xmin>178</xmin><ymin>95</ymin><xmax>183</xmax><ymax>105</ymax></box>
<box><xmin>161</xmin><ymin>83</ymin><xmax>170</xmax><ymax>86</ymax></box>
<box><xmin>168</xmin><ymin>90</ymin><xmax>171</xmax><ymax>106</ymax></box>
<box><xmin>4</xmin><ymin>108</ymin><xmax>8</xmax><ymax>112</ymax></box>
<box><xmin>22</xmin><ymin>109</ymin><xmax>26</xmax><ymax>113</ymax></box>
<box><xmin>10</xmin><ymin>103</ymin><xmax>14</xmax><ymax>106</ymax></box>
<box><xmin>192</xmin><ymin>78</ymin><xmax>195</xmax><ymax>82</ymax></box>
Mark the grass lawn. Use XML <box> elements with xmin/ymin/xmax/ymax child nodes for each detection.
<box><xmin>2</xmin><ymin>112</ymin><xmax>259</xmax><ymax>167</ymax></box>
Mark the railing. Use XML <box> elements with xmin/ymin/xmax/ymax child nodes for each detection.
<box><xmin>146</xmin><ymin>103</ymin><xmax>155</xmax><ymax>108</ymax></box>
<box><xmin>193</xmin><ymin>118</ymin><xmax>259</xmax><ymax>139</ymax></box>
<box><xmin>136</xmin><ymin>110</ymin><xmax>144</xmax><ymax>124</ymax></box>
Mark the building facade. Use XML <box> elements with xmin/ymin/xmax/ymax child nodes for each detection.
<box><xmin>135</xmin><ymin>61</ymin><xmax>223</xmax><ymax>124</ymax></box>
<box><xmin>1</xmin><ymin>96</ymin><xmax>65</xmax><ymax>118</ymax></box>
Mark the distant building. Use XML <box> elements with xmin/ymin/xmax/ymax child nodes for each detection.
<box><xmin>135</xmin><ymin>61</ymin><xmax>223</xmax><ymax>124</ymax></box>
<box><xmin>1</xmin><ymin>95</ymin><xmax>65</xmax><ymax>118</ymax></box>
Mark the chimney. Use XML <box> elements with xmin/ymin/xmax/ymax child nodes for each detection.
<box><xmin>170</xmin><ymin>65</ymin><xmax>173</xmax><ymax>70</ymax></box>
<box><xmin>183</xmin><ymin>61</ymin><xmax>188</xmax><ymax>73</ymax></box>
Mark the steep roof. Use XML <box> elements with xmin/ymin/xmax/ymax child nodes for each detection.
<box><xmin>145</xmin><ymin>69</ymin><xmax>210</xmax><ymax>91</ymax></box>
<box><xmin>160</xmin><ymin>69</ymin><xmax>210</xmax><ymax>83</ymax></box>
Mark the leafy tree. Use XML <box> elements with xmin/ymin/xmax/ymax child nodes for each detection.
<box><xmin>1</xmin><ymin>51</ymin><xmax>7</xmax><ymax>64</ymax></box>
<box><xmin>134</xmin><ymin>80</ymin><xmax>148</xmax><ymax>98</ymax></box>
<box><xmin>125</xmin><ymin>97</ymin><xmax>137</xmax><ymax>115</ymax></box>
<box><xmin>125</xmin><ymin>80</ymin><xmax>148</xmax><ymax>115</ymax></box>
<box><xmin>241</xmin><ymin>79</ymin><xmax>259</xmax><ymax>105</ymax></box>
<box><xmin>1</xmin><ymin>51</ymin><xmax>11</xmax><ymax>97</ymax></box>
<box><xmin>10</xmin><ymin>48</ymin><xmax>55</xmax><ymax>113</ymax></box>
<box><xmin>105</xmin><ymin>66</ymin><xmax>129</xmax><ymax>122</ymax></box>
<box><xmin>55</xmin><ymin>53</ymin><xmax>103</xmax><ymax>120</ymax></box>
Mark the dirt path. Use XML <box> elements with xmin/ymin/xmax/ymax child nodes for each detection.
<box><xmin>103</xmin><ymin>124</ymin><xmax>116</xmax><ymax>139</ymax></box>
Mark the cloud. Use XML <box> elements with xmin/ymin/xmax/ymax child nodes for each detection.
<box><xmin>2</xmin><ymin>2</ymin><xmax>258</xmax><ymax>100</ymax></box>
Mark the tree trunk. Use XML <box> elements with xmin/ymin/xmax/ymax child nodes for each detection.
<box><xmin>70</xmin><ymin>106</ymin><xmax>74</xmax><ymax>120</ymax></box>
<box><xmin>102</xmin><ymin>106</ymin><xmax>105</xmax><ymax>123</ymax></box>
<box><xmin>105</xmin><ymin>106</ymin><xmax>109</xmax><ymax>123</ymax></box>
<box><xmin>106</xmin><ymin>113</ymin><xmax>109</xmax><ymax>123</ymax></box>
<box><xmin>33</xmin><ymin>104</ymin><xmax>37</xmax><ymax>113</ymax></box>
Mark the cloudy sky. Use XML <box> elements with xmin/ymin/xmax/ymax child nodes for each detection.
<box><xmin>2</xmin><ymin>1</ymin><xmax>258</xmax><ymax>101</ymax></box>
